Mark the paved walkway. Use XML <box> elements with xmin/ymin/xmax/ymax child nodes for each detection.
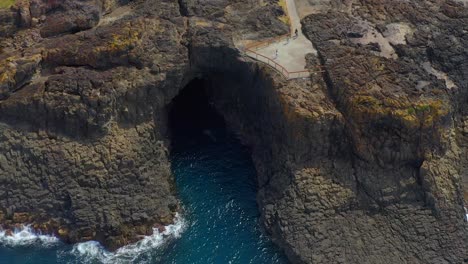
<box><xmin>248</xmin><ymin>0</ymin><xmax>317</xmax><ymax>75</ymax></box>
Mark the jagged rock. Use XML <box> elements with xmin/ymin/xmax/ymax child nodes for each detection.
<box><xmin>40</xmin><ymin>1</ymin><xmax>101</xmax><ymax>37</ymax></box>
<box><xmin>0</xmin><ymin>0</ymin><xmax>466</xmax><ymax>262</ymax></box>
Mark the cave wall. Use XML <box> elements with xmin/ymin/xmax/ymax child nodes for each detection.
<box><xmin>0</xmin><ymin>0</ymin><xmax>467</xmax><ymax>262</ymax></box>
<box><xmin>187</xmin><ymin>49</ymin><xmax>467</xmax><ymax>263</ymax></box>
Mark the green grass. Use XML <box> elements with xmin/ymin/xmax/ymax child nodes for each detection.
<box><xmin>0</xmin><ymin>0</ymin><xmax>16</xmax><ymax>9</ymax></box>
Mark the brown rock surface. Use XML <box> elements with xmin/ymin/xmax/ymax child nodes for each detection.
<box><xmin>266</xmin><ymin>0</ymin><xmax>467</xmax><ymax>262</ymax></box>
<box><xmin>0</xmin><ymin>0</ymin><xmax>288</xmax><ymax>251</ymax></box>
<box><xmin>0</xmin><ymin>0</ymin><xmax>466</xmax><ymax>262</ymax></box>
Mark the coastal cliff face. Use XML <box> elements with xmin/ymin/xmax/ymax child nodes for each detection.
<box><xmin>255</xmin><ymin>1</ymin><xmax>468</xmax><ymax>262</ymax></box>
<box><xmin>0</xmin><ymin>0</ymin><xmax>467</xmax><ymax>262</ymax></box>
<box><xmin>0</xmin><ymin>0</ymin><xmax>288</xmax><ymax>250</ymax></box>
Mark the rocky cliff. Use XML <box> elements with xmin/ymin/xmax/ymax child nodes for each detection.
<box><xmin>0</xmin><ymin>0</ymin><xmax>288</xmax><ymax>250</ymax></box>
<box><xmin>0</xmin><ymin>0</ymin><xmax>467</xmax><ymax>263</ymax></box>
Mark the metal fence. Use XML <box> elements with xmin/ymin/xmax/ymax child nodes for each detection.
<box><xmin>244</xmin><ymin>35</ymin><xmax>323</xmax><ymax>80</ymax></box>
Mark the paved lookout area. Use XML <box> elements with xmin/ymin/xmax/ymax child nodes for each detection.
<box><xmin>246</xmin><ymin>0</ymin><xmax>317</xmax><ymax>74</ymax></box>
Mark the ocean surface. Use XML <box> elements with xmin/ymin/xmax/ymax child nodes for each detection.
<box><xmin>0</xmin><ymin>79</ymin><xmax>287</xmax><ymax>264</ymax></box>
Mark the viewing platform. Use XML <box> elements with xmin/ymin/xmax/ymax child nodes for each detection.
<box><xmin>240</xmin><ymin>0</ymin><xmax>320</xmax><ymax>79</ymax></box>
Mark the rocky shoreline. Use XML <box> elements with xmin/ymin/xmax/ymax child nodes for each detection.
<box><xmin>0</xmin><ymin>0</ymin><xmax>467</xmax><ymax>262</ymax></box>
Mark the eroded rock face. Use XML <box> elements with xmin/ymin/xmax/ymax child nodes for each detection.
<box><xmin>258</xmin><ymin>0</ymin><xmax>468</xmax><ymax>262</ymax></box>
<box><xmin>191</xmin><ymin>0</ymin><xmax>468</xmax><ymax>263</ymax></box>
<box><xmin>0</xmin><ymin>0</ymin><xmax>466</xmax><ymax>262</ymax></box>
<box><xmin>203</xmin><ymin>57</ymin><xmax>467</xmax><ymax>263</ymax></box>
<box><xmin>0</xmin><ymin>0</ymin><xmax>287</xmax><ymax>250</ymax></box>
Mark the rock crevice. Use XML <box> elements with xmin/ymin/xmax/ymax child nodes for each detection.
<box><xmin>0</xmin><ymin>0</ymin><xmax>466</xmax><ymax>262</ymax></box>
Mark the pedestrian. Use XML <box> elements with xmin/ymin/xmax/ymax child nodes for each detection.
<box><xmin>274</xmin><ymin>49</ymin><xmax>278</xmax><ymax>59</ymax></box>
<box><xmin>295</xmin><ymin>29</ymin><xmax>298</xmax><ymax>38</ymax></box>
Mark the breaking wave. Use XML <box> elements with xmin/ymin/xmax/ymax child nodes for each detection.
<box><xmin>70</xmin><ymin>213</ymin><xmax>186</xmax><ymax>264</ymax></box>
<box><xmin>0</xmin><ymin>214</ymin><xmax>185</xmax><ymax>263</ymax></box>
<box><xmin>0</xmin><ymin>225</ymin><xmax>59</xmax><ymax>248</ymax></box>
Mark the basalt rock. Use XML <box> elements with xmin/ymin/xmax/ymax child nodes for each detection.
<box><xmin>0</xmin><ymin>0</ymin><xmax>287</xmax><ymax>251</ymax></box>
<box><xmin>0</xmin><ymin>0</ymin><xmax>466</xmax><ymax>262</ymax></box>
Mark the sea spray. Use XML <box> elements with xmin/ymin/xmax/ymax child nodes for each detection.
<box><xmin>0</xmin><ymin>225</ymin><xmax>59</xmax><ymax>247</ymax></box>
<box><xmin>70</xmin><ymin>213</ymin><xmax>186</xmax><ymax>264</ymax></box>
<box><xmin>0</xmin><ymin>214</ymin><xmax>186</xmax><ymax>263</ymax></box>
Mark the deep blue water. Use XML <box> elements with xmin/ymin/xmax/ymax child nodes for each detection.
<box><xmin>163</xmin><ymin>130</ymin><xmax>286</xmax><ymax>264</ymax></box>
<box><xmin>0</xmin><ymin>79</ymin><xmax>287</xmax><ymax>264</ymax></box>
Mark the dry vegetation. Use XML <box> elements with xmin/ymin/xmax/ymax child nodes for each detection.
<box><xmin>0</xmin><ymin>0</ymin><xmax>15</xmax><ymax>9</ymax></box>
<box><xmin>278</xmin><ymin>0</ymin><xmax>290</xmax><ymax>26</ymax></box>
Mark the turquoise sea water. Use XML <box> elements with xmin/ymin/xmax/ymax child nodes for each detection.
<box><xmin>165</xmin><ymin>127</ymin><xmax>286</xmax><ymax>264</ymax></box>
<box><xmin>0</xmin><ymin>79</ymin><xmax>287</xmax><ymax>264</ymax></box>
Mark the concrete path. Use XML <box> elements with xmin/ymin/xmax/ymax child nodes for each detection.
<box><xmin>251</xmin><ymin>0</ymin><xmax>317</xmax><ymax>74</ymax></box>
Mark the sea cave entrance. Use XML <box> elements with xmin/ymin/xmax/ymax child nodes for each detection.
<box><xmin>164</xmin><ymin>77</ymin><xmax>287</xmax><ymax>263</ymax></box>
<box><xmin>168</xmin><ymin>78</ymin><xmax>226</xmax><ymax>148</ymax></box>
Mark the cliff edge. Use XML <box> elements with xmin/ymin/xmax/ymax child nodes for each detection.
<box><xmin>0</xmin><ymin>0</ymin><xmax>466</xmax><ymax>263</ymax></box>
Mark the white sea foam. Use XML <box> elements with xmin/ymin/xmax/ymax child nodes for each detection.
<box><xmin>0</xmin><ymin>225</ymin><xmax>59</xmax><ymax>247</ymax></box>
<box><xmin>71</xmin><ymin>213</ymin><xmax>186</xmax><ymax>264</ymax></box>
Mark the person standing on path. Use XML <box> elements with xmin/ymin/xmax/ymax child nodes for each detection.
<box><xmin>294</xmin><ymin>29</ymin><xmax>298</xmax><ymax>38</ymax></box>
<box><xmin>274</xmin><ymin>49</ymin><xmax>278</xmax><ymax>60</ymax></box>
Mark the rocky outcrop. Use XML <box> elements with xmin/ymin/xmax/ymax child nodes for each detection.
<box><xmin>0</xmin><ymin>0</ymin><xmax>288</xmax><ymax>250</ymax></box>
<box><xmin>204</xmin><ymin>55</ymin><xmax>467</xmax><ymax>263</ymax></box>
<box><xmin>0</xmin><ymin>0</ymin><xmax>467</xmax><ymax>262</ymax></box>
<box><xmin>188</xmin><ymin>1</ymin><xmax>468</xmax><ymax>263</ymax></box>
<box><xmin>267</xmin><ymin>1</ymin><xmax>468</xmax><ymax>262</ymax></box>
<box><xmin>1</xmin><ymin>0</ymin><xmax>186</xmax><ymax>249</ymax></box>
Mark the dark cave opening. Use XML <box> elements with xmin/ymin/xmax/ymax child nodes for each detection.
<box><xmin>167</xmin><ymin>78</ymin><xmax>227</xmax><ymax>147</ymax></box>
<box><xmin>165</xmin><ymin>77</ymin><xmax>288</xmax><ymax>263</ymax></box>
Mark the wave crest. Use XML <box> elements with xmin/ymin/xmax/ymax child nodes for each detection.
<box><xmin>70</xmin><ymin>213</ymin><xmax>186</xmax><ymax>264</ymax></box>
<box><xmin>0</xmin><ymin>225</ymin><xmax>59</xmax><ymax>247</ymax></box>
